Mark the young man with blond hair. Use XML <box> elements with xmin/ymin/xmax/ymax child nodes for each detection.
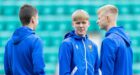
<box><xmin>59</xmin><ymin>9</ymin><xmax>99</xmax><ymax>75</ymax></box>
<box><xmin>97</xmin><ymin>5</ymin><xmax>133</xmax><ymax>75</ymax></box>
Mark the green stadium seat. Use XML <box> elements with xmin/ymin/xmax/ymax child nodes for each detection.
<box><xmin>64</xmin><ymin>21</ymin><xmax>73</xmax><ymax>31</ymax></box>
<box><xmin>118</xmin><ymin>21</ymin><xmax>138</xmax><ymax>30</ymax></box>
<box><xmin>58</xmin><ymin>21</ymin><xmax>72</xmax><ymax>31</ymax></box>
<box><xmin>41</xmin><ymin>36</ymin><xmax>52</xmax><ymax>47</ymax></box>
<box><xmin>36</xmin><ymin>5</ymin><xmax>44</xmax><ymax>15</ymax></box>
<box><xmin>41</xmin><ymin>21</ymin><xmax>72</xmax><ymax>31</ymax></box>
<box><xmin>133</xmin><ymin>52</ymin><xmax>140</xmax><ymax>63</ymax></box>
<box><xmin>37</xmin><ymin>5</ymin><xmax>53</xmax><ymax>15</ymax></box>
<box><xmin>0</xmin><ymin>21</ymin><xmax>20</xmax><ymax>31</ymax></box>
<box><xmin>65</xmin><ymin>6</ymin><xmax>76</xmax><ymax>15</ymax></box>
<box><xmin>88</xmin><ymin>20</ymin><xmax>99</xmax><ymax>32</ymax></box>
<box><xmin>44</xmin><ymin>22</ymin><xmax>57</xmax><ymax>31</ymax></box>
<box><xmin>133</xmin><ymin>63</ymin><xmax>140</xmax><ymax>74</ymax></box>
<box><xmin>131</xmin><ymin>37</ymin><xmax>140</xmax><ymax>47</ymax></box>
<box><xmin>51</xmin><ymin>36</ymin><xmax>63</xmax><ymax>47</ymax></box>
<box><xmin>44</xmin><ymin>53</ymin><xmax>58</xmax><ymax>63</ymax></box>
<box><xmin>0</xmin><ymin>47</ymin><xmax>4</xmax><ymax>54</ymax></box>
<box><xmin>0</xmin><ymin>22</ymin><xmax>4</xmax><ymax>31</ymax></box>
<box><xmin>0</xmin><ymin>53</ymin><xmax>4</xmax><ymax>64</ymax></box>
<box><xmin>117</xmin><ymin>21</ymin><xmax>124</xmax><ymax>26</ymax></box>
<box><xmin>132</xmin><ymin>39</ymin><xmax>138</xmax><ymax>46</ymax></box>
<box><xmin>117</xmin><ymin>5</ymin><xmax>130</xmax><ymax>14</ymax></box>
<box><xmin>43</xmin><ymin>7</ymin><xmax>51</xmax><ymax>15</ymax></box>
<box><xmin>131</xmin><ymin>5</ymin><xmax>140</xmax><ymax>14</ymax></box>
<box><xmin>124</xmin><ymin>22</ymin><xmax>132</xmax><ymax>30</ymax></box>
<box><xmin>59</xmin><ymin>23</ymin><xmax>67</xmax><ymax>31</ymax></box>
<box><xmin>45</xmin><ymin>63</ymin><xmax>56</xmax><ymax>75</ymax></box>
<box><xmin>36</xmin><ymin>22</ymin><xmax>44</xmax><ymax>31</ymax></box>
<box><xmin>56</xmin><ymin>6</ymin><xmax>65</xmax><ymax>15</ymax></box>
<box><xmin>0</xmin><ymin>6</ymin><xmax>2</xmax><ymax>15</ymax></box>
<box><xmin>6</xmin><ymin>21</ymin><xmax>20</xmax><ymax>31</ymax></box>
<box><xmin>41</xmin><ymin>5</ymin><xmax>57</xmax><ymax>15</ymax></box>
<box><xmin>0</xmin><ymin>37</ymin><xmax>8</xmax><ymax>47</ymax></box>
<box><xmin>0</xmin><ymin>47</ymin><xmax>4</xmax><ymax>74</ymax></box>
<box><xmin>2</xmin><ymin>5</ymin><xmax>18</xmax><ymax>16</ymax></box>
<box><xmin>44</xmin><ymin>47</ymin><xmax>58</xmax><ymax>54</ymax></box>
<box><xmin>88</xmin><ymin>5</ymin><xmax>98</xmax><ymax>15</ymax></box>
<box><xmin>137</xmin><ymin>22</ymin><xmax>140</xmax><ymax>30</ymax></box>
<box><xmin>0</xmin><ymin>64</ymin><xmax>4</xmax><ymax>75</ymax></box>
<box><xmin>132</xmin><ymin>21</ymin><xmax>140</xmax><ymax>30</ymax></box>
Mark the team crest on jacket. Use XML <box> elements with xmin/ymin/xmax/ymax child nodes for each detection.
<box><xmin>88</xmin><ymin>45</ymin><xmax>92</xmax><ymax>52</ymax></box>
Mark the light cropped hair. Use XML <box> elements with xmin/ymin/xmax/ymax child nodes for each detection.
<box><xmin>97</xmin><ymin>4</ymin><xmax>118</xmax><ymax>16</ymax></box>
<box><xmin>72</xmin><ymin>9</ymin><xmax>89</xmax><ymax>21</ymax></box>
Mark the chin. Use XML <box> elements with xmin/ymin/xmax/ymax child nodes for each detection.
<box><xmin>99</xmin><ymin>27</ymin><xmax>104</xmax><ymax>30</ymax></box>
<box><xmin>80</xmin><ymin>33</ymin><xmax>86</xmax><ymax>36</ymax></box>
<box><xmin>33</xmin><ymin>28</ymin><xmax>36</xmax><ymax>30</ymax></box>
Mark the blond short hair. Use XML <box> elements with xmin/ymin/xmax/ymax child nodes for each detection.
<box><xmin>97</xmin><ymin>5</ymin><xmax>118</xmax><ymax>16</ymax></box>
<box><xmin>72</xmin><ymin>9</ymin><xmax>89</xmax><ymax>21</ymax></box>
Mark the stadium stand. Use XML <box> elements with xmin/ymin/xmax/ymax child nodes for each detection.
<box><xmin>0</xmin><ymin>0</ymin><xmax>140</xmax><ymax>75</ymax></box>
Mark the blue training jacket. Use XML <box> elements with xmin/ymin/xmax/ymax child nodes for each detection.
<box><xmin>59</xmin><ymin>30</ymin><xmax>99</xmax><ymax>75</ymax></box>
<box><xmin>100</xmin><ymin>26</ymin><xmax>133</xmax><ymax>75</ymax></box>
<box><xmin>4</xmin><ymin>26</ymin><xmax>45</xmax><ymax>75</ymax></box>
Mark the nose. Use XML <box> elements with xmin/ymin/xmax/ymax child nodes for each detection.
<box><xmin>79</xmin><ymin>23</ymin><xmax>83</xmax><ymax>27</ymax></box>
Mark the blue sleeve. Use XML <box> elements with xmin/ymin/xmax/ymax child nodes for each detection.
<box><xmin>59</xmin><ymin>41</ymin><xmax>72</xmax><ymax>75</ymax></box>
<box><xmin>32</xmin><ymin>38</ymin><xmax>45</xmax><ymax>75</ymax></box>
<box><xmin>94</xmin><ymin>44</ymin><xmax>99</xmax><ymax>75</ymax></box>
<box><xmin>4</xmin><ymin>43</ymin><xmax>11</xmax><ymax>75</ymax></box>
<box><xmin>100</xmin><ymin>38</ymin><xmax>117</xmax><ymax>75</ymax></box>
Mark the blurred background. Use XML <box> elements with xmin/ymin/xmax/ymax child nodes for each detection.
<box><xmin>0</xmin><ymin>0</ymin><xmax>140</xmax><ymax>75</ymax></box>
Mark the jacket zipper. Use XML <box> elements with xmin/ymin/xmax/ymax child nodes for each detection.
<box><xmin>82</xmin><ymin>39</ymin><xmax>87</xmax><ymax>75</ymax></box>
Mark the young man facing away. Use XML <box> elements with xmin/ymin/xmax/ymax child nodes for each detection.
<box><xmin>4</xmin><ymin>4</ymin><xmax>45</xmax><ymax>75</ymax></box>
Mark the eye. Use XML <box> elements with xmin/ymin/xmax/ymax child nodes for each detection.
<box><xmin>75</xmin><ymin>22</ymin><xmax>80</xmax><ymax>24</ymax></box>
<box><xmin>82</xmin><ymin>21</ymin><xmax>86</xmax><ymax>24</ymax></box>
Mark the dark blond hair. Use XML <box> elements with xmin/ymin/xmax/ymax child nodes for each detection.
<box><xmin>72</xmin><ymin>9</ymin><xmax>89</xmax><ymax>21</ymax></box>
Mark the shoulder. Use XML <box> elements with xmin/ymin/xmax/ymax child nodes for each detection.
<box><xmin>29</xmin><ymin>34</ymin><xmax>41</xmax><ymax>40</ymax></box>
<box><xmin>103</xmin><ymin>37</ymin><xmax>115</xmax><ymax>44</ymax></box>
<box><xmin>25</xmin><ymin>34</ymin><xmax>43</xmax><ymax>48</ymax></box>
<box><xmin>61</xmin><ymin>37</ymin><xmax>73</xmax><ymax>47</ymax></box>
<box><xmin>5</xmin><ymin>38</ymin><xmax>13</xmax><ymax>47</ymax></box>
<box><xmin>59</xmin><ymin>38</ymin><xmax>74</xmax><ymax>53</ymax></box>
<box><xmin>102</xmin><ymin>37</ymin><xmax>118</xmax><ymax>49</ymax></box>
<box><xmin>105</xmin><ymin>33</ymin><xmax>120</xmax><ymax>46</ymax></box>
<box><xmin>106</xmin><ymin>32</ymin><xmax>123</xmax><ymax>42</ymax></box>
<box><xmin>28</xmin><ymin>34</ymin><xmax>42</xmax><ymax>42</ymax></box>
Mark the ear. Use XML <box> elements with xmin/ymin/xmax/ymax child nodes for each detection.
<box><xmin>31</xmin><ymin>17</ymin><xmax>34</xmax><ymax>24</ymax></box>
<box><xmin>106</xmin><ymin>16</ymin><xmax>110</xmax><ymax>23</ymax></box>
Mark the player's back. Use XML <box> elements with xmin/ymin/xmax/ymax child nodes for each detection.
<box><xmin>105</xmin><ymin>27</ymin><xmax>133</xmax><ymax>75</ymax></box>
<box><xmin>4</xmin><ymin>26</ymin><xmax>44</xmax><ymax>75</ymax></box>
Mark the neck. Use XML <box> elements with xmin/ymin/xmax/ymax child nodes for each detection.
<box><xmin>75</xmin><ymin>31</ymin><xmax>86</xmax><ymax>37</ymax></box>
<box><xmin>26</xmin><ymin>24</ymin><xmax>34</xmax><ymax>30</ymax></box>
<box><xmin>106</xmin><ymin>22</ymin><xmax>116</xmax><ymax>31</ymax></box>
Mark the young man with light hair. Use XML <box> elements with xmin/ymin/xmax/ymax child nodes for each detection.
<box><xmin>97</xmin><ymin>4</ymin><xmax>133</xmax><ymax>75</ymax></box>
<box><xmin>59</xmin><ymin>9</ymin><xmax>99</xmax><ymax>75</ymax></box>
